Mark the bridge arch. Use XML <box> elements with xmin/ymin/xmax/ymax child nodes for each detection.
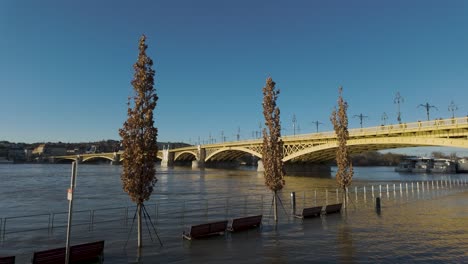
<box><xmin>283</xmin><ymin>137</ymin><xmax>468</xmax><ymax>163</ymax></box>
<box><xmin>82</xmin><ymin>156</ymin><xmax>114</xmax><ymax>163</ymax></box>
<box><xmin>174</xmin><ymin>151</ymin><xmax>197</xmax><ymax>161</ymax></box>
<box><xmin>205</xmin><ymin>147</ymin><xmax>262</xmax><ymax>162</ymax></box>
<box><xmin>54</xmin><ymin>157</ymin><xmax>77</xmax><ymax>163</ymax></box>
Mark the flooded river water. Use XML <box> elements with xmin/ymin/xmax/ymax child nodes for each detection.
<box><xmin>0</xmin><ymin>164</ymin><xmax>467</xmax><ymax>263</ymax></box>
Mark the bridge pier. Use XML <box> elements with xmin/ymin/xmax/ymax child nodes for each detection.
<box><xmin>111</xmin><ymin>152</ymin><xmax>120</xmax><ymax>165</ymax></box>
<box><xmin>75</xmin><ymin>155</ymin><xmax>82</xmax><ymax>164</ymax></box>
<box><xmin>161</xmin><ymin>149</ymin><xmax>174</xmax><ymax>168</ymax></box>
<box><xmin>192</xmin><ymin>146</ymin><xmax>206</xmax><ymax>169</ymax></box>
<box><xmin>257</xmin><ymin>160</ymin><xmax>264</xmax><ymax>172</ymax></box>
<box><xmin>191</xmin><ymin>160</ymin><xmax>205</xmax><ymax>169</ymax></box>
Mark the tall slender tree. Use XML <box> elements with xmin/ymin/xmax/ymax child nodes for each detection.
<box><xmin>330</xmin><ymin>87</ymin><xmax>353</xmax><ymax>205</ymax></box>
<box><xmin>119</xmin><ymin>35</ymin><xmax>158</xmax><ymax>248</ymax></box>
<box><xmin>262</xmin><ymin>77</ymin><xmax>285</xmax><ymax>222</ymax></box>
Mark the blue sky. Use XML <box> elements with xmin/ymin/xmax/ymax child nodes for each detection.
<box><xmin>1</xmin><ymin>1</ymin><xmax>467</xmax><ymax>154</ymax></box>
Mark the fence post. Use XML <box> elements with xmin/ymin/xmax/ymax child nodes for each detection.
<box><xmin>2</xmin><ymin>218</ymin><xmax>6</xmax><ymax>241</ymax></box>
<box><xmin>363</xmin><ymin>186</ymin><xmax>367</xmax><ymax>201</ymax></box>
<box><xmin>314</xmin><ymin>189</ymin><xmax>317</xmax><ymax>205</ymax></box>
<box><xmin>125</xmin><ymin>207</ymin><xmax>129</xmax><ymax>226</ymax></box>
<box><xmin>336</xmin><ymin>189</ymin><xmax>339</xmax><ymax>203</ymax></box>
<box><xmin>261</xmin><ymin>194</ymin><xmax>264</xmax><ymax>213</ymax></box>
<box><xmin>355</xmin><ymin>186</ymin><xmax>358</xmax><ymax>201</ymax></box>
<box><xmin>376</xmin><ymin>197</ymin><xmax>381</xmax><ymax>213</ymax></box>
<box><xmin>89</xmin><ymin>210</ymin><xmax>95</xmax><ymax>231</ymax></box>
<box><xmin>290</xmin><ymin>192</ymin><xmax>296</xmax><ymax>215</ymax></box>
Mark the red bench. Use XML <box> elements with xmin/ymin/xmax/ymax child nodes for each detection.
<box><xmin>182</xmin><ymin>220</ymin><xmax>228</xmax><ymax>240</ymax></box>
<box><xmin>294</xmin><ymin>206</ymin><xmax>323</xmax><ymax>219</ymax></box>
<box><xmin>227</xmin><ymin>215</ymin><xmax>262</xmax><ymax>232</ymax></box>
<box><xmin>32</xmin><ymin>240</ymin><xmax>104</xmax><ymax>264</ymax></box>
<box><xmin>324</xmin><ymin>203</ymin><xmax>342</xmax><ymax>214</ymax></box>
<box><xmin>0</xmin><ymin>256</ymin><xmax>15</xmax><ymax>264</ymax></box>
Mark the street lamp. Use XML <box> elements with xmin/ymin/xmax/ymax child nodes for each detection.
<box><xmin>418</xmin><ymin>102</ymin><xmax>438</xmax><ymax>121</ymax></box>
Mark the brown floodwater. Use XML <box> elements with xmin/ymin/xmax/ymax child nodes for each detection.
<box><xmin>0</xmin><ymin>164</ymin><xmax>467</xmax><ymax>263</ymax></box>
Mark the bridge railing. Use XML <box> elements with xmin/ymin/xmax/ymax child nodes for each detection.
<box><xmin>51</xmin><ymin>117</ymin><xmax>468</xmax><ymax>158</ymax></box>
<box><xmin>281</xmin><ymin>116</ymin><xmax>468</xmax><ymax>141</ymax></box>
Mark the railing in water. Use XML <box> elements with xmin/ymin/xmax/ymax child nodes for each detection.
<box><xmin>1</xmin><ymin>177</ymin><xmax>467</xmax><ymax>242</ymax></box>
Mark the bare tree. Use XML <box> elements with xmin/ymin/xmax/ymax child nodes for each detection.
<box><xmin>262</xmin><ymin>77</ymin><xmax>285</xmax><ymax>222</ymax></box>
<box><xmin>119</xmin><ymin>35</ymin><xmax>159</xmax><ymax>248</ymax></box>
<box><xmin>330</xmin><ymin>87</ymin><xmax>354</xmax><ymax>205</ymax></box>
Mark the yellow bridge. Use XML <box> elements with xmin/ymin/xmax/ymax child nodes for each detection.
<box><xmin>52</xmin><ymin>116</ymin><xmax>468</xmax><ymax>168</ymax></box>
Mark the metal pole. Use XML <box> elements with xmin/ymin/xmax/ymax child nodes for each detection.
<box><xmin>65</xmin><ymin>162</ymin><xmax>77</xmax><ymax>264</ymax></box>
<box><xmin>290</xmin><ymin>192</ymin><xmax>296</xmax><ymax>215</ymax></box>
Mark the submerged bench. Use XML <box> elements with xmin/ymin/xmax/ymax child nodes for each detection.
<box><xmin>0</xmin><ymin>256</ymin><xmax>15</xmax><ymax>264</ymax></box>
<box><xmin>182</xmin><ymin>220</ymin><xmax>228</xmax><ymax>240</ymax></box>
<box><xmin>324</xmin><ymin>203</ymin><xmax>342</xmax><ymax>214</ymax></box>
<box><xmin>294</xmin><ymin>206</ymin><xmax>323</xmax><ymax>218</ymax></box>
<box><xmin>227</xmin><ymin>215</ymin><xmax>262</xmax><ymax>232</ymax></box>
<box><xmin>294</xmin><ymin>206</ymin><xmax>323</xmax><ymax>219</ymax></box>
<box><xmin>32</xmin><ymin>240</ymin><xmax>104</xmax><ymax>264</ymax></box>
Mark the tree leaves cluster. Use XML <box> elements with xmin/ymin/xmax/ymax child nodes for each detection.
<box><xmin>330</xmin><ymin>87</ymin><xmax>353</xmax><ymax>190</ymax></box>
<box><xmin>119</xmin><ymin>35</ymin><xmax>159</xmax><ymax>204</ymax></box>
<box><xmin>262</xmin><ymin>77</ymin><xmax>285</xmax><ymax>192</ymax></box>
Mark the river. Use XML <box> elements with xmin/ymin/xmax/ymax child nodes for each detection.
<box><xmin>0</xmin><ymin>164</ymin><xmax>467</xmax><ymax>263</ymax></box>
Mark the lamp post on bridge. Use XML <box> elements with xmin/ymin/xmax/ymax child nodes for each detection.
<box><xmin>448</xmin><ymin>101</ymin><xmax>458</xmax><ymax>119</ymax></box>
<box><xmin>311</xmin><ymin>120</ymin><xmax>323</xmax><ymax>133</ymax></box>
<box><xmin>292</xmin><ymin>114</ymin><xmax>297</xmax><ymax>136</ymax></box>
<box><xmin>381</xmin><ymin>112</ymin><xmax>388</xmax><ymax>126</ymax></box>
<box><xmin>394</xmin><ymin>92</ymin><xmax>404</xmax><ymax>124</ymax></box>
<box><xmin>353</xmin><ymin>113</ymin><xmax>369</xmax><ymax>128</ymax></box>
<box><xmin>418</xmin><ymin>102</ymin><xmax>438</xmax><ymax>121</ymax></box>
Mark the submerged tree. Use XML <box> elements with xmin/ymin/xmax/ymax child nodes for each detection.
<box><xmin>330</xmin><ymin>87</ymin><xmax>353</xmax><ymax>204</ymax></box>
<box><xmin>262</xmin><ymin>77</ymin><xmax>285</xmax><ymax>222</ymax></box>
<box><xmin>119</xmin><ymin>35</ymin><xmax>158</xmax><ymax>248</ymax></box>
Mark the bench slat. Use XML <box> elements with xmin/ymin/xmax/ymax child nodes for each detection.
<box><xmin>229</xmin><ymin>215</ymin><xmax>262</xmax><ymax>232</ymax></box>
<box><xmin>32</xmin><ymin>241</ymin><xmax>104</xmax><ymax>264</ymax></box>
<box><xmin>324</xmin><ymin>203</ymin><xmax>342</xmax><ymax>214</ymax></box>
<box><xmin>295</xmin><ymin>206</ymin><xmax>322</xmax><ymax>219</ymax></box>
<box><xmin>183</xmin><ymin>220</ymin><xmax>228</xmax><ymax>240</ymax></box>
<box><xmin>0</xmin><ymin>256</ymin><xmax>15</xmax><ymax>264</ymax></box>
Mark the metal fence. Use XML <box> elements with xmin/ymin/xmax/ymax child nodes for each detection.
<box><xmin>1</xmin><ymin>177</ymin><xmax>467</xmax><ymax>243</ymax></box>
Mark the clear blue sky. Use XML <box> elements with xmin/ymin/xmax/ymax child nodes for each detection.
<box><xmin>1</xmin><ymin>0</ymin><xmax>467</xmax><ymax>150</ymax></box>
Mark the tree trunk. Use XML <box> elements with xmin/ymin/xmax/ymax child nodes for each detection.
<box><xmin>137</xmin><ymin>203</ymin><xmax>142</xmax><ymax>248</ymax></box>
<box><xmin>273</xmin><ymin>191</ymin><xmax>278</xmax><ymax>222</ymax></box>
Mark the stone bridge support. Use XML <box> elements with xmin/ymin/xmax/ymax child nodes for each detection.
<box><xmin>192</xmin><ymin>147</ymin><xmax>206</xmax><ymax>169</ymax></box>
<box><xmin>76</xmin><ymin>155</ymin><xmax>82</xmax><ymax>164</ymax></box>
<box><xmin>111</xmin><ymin>152</ymin><xmax>120</xmax><ymax>165</ymax></box>
<box><xmin>161</xmin><ymin>149</ymin><xmax>174</xmax><ymax>168</ymax></box>
<box><xmin>257</xmin><ymin>160</ymin><xmax>264</xmax><ymax>172</ymax></box>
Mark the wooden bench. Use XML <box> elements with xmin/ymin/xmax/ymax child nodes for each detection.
<box><xmin>32</xmin><ymin>240</ymin><xmax>104</xmax><ymax>264</ymax></box>
<box><xmin>182</xmin><ymin>220</ymin><xmax>228</xmax><ymax>240</ymax></box>
<box><xmin>227</xmin><ymin>215</ymin><xmax>262</xmax><ymax>232</ymax></box>
<box><xmin>324</xmin><ymin>203</ymin><xmax>342</xmax><ymax>214</ymax></box>
<box><xmin>0</xmin><ymin>256</ymin><xmax>15</xmax><ymax>264</ymax></box>
<box><xmin>294</xmin><ymin>206</ymin><xmax>323</xmax><ymax>219</ymax></box>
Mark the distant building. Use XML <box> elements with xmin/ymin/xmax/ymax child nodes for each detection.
<box><xmin>32</xmin><ymin>144</ymin><xmax>67</xmax><ymax>157</ymax></box>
